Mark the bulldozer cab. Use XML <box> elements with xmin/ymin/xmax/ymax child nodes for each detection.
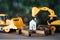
<box><xmin>0</xmin><ymin>14</ymin><xmax>8</xmax><ymax>25</ymax></box>
<box><xmin>0</xmin><ymin>14</ymin><xmax>8</xmax><ymax>21</ymax></box>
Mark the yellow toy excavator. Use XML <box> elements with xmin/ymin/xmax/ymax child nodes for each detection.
<box><xmin>0</xmin><ymin>14</ymin><xmax>26</xmax><ymax>34</ymax></box>
<box><xmin>32</xmin><ymin>7</ymin><xmax>60</xmax><ymax>32</ymax></box>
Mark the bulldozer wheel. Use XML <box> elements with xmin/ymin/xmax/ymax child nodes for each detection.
<box><xmin>16</xmin><ymin>29</ymin><xmax>21</xmax><ymax>35</ymax></box>
<box><xmin>51</xmin><ymin>26</ymin><xmax>56</xmax><ymax>32</ymax></box>
<box><xmin>4</xmin><ymin>28</ymin><xmax>10</xmax><ymax>33</ymax></box>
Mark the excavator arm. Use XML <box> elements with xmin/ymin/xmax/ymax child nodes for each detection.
<box><xmin>32</xmin><ymin>7</ymin><xmax>57</xmax><ymax>20</ymax></box>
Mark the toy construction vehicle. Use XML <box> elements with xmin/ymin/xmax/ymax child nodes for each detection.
<box><xmin>32</xmin><ymin>7</ymin><xmax>60</xmax><ymax>33</ymax></box>
<box><xmin>0</xmin><ymin>14</ymin><xmax>26</xmax><ymax>34</ymax></box>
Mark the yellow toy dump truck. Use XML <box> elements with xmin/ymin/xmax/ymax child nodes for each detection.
<box><xmin>0</xmin><ymin>14</ymin><xmax>26</xmax><ymax>34</ymax></box>
<box><xmin>32</xmin><ymin>7</ymin><xmax>60</xmax><ymax>33</ymax></box>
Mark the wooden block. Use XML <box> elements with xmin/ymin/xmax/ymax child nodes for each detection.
<box><xmin>21</xmin><ymin>30</ymin><xmax>29</xmax><ymax>36</ymax></box>
<box><xmin>36</xmin><ymin>30</ymin><xmax>45</xmax><ymax>34</ymax></box>
<box><xmin>36</xmin><ymin>30</ymin><xmax>45</xmax><ymax>36</ymax></box>
<box><xmin>31</xmin><ymin>33</ymin><xmax>45</xmax><ymax>37</ymax></box>
<box><xmin>16</xmin><ymin>29</ymin><xmax>21</xmax><ymax>35</ymax></box>
<box><xmin>51</xmin><ymin>31</ymin><xmax>55</xmax><ymax>36</ymax></box>
<box><xmin>21</xmin><ymin>29</ymin><xmax>45</xmax><ymax>37</ymax></box>
<box><xmin>21</xmin><ymin>26</ymin><xmax>29</xmax><ymax>30</ymax></box>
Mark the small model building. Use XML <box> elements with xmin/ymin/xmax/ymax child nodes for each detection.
<box><xmin>29</xmin><ymin>19</ymin><xmax>36</xmax><ymax>31</ymax></box>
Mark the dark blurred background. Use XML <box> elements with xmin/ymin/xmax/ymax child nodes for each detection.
<box><xmin>0</xmin><ymin>0</ymin><xmax>60</xmax><ymax>25</ymax></box>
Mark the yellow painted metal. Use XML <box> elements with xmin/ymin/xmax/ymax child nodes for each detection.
<box><xmin>6</xmin><ymin>19</ymin><xmax>11</xmax><ymax>25</ymax></box>
<box><xmin>0</xmin><ymin>20</ymin><xmax>6</xmax><ymax>25</ymax></box>
<box><xmin>11</xmin><ymin>17</ymin><xmax>26</xmax><ymax>29</ymax></box>
<box><xmin>2</xmin><ymin>26</ymin><xmax>10</xmax><ymax>32</ymax></box>
<box><xmin>0</xmin><ymin>14</ymin><xmax>8</xmax><ymax>16</ymax></box>
<box><xmin>32</xmin><ymin>7</ymin><xmax>40</xmax><ymax>17</ymax></box>
<box><xmin>4</xmin><ymin>27</ymin><xmax>10</xmax><ymax>32</ymax></box>
<box><xmin>51</xmin><ymin>20</ymin><xmax>60</xmax><ymax>25</ymax></box>
<box><xmin>51</xmin><ymin>26</ymin><xmax>56</xmax><ymax>32</ymax></box>
<box><xmin>32</xmin><ymin>7</ymin><xmax>57</xmax><ymax>20</ymax></box>
<box><xmin>0</xmin><ymin>14</ymin><xmax>8</xmax><ymax>25</ymax></box>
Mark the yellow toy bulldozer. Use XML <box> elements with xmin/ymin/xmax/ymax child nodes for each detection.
<box><xmin>0</xmin><ymin>14</ymin><xmax>26</xmax><ymax>34</ymax></box>
<box><xmin>32</xmin><ymin>7</ymin><xmax>60</xmax><ymax>33</ymax></box>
